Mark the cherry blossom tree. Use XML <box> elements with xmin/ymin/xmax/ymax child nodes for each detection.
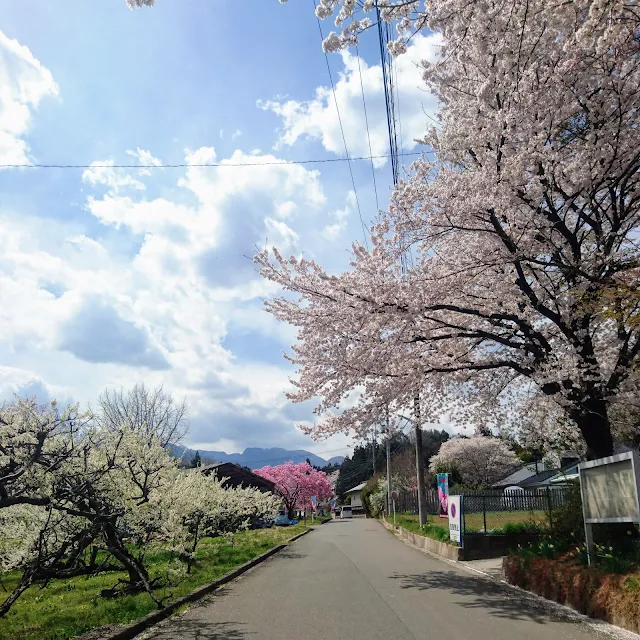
<box><xmin>254</xmin><ymin>461</ymin><xmax>333</xmax><ymax>519</ymax></box>
<box><xmin>429</xmin><ymin>436</ymin><xmax>519</xmax><ymax>487</ymax></box>
<box><xmin>257</xmin><ymin>0</ymin><xmax>640</xmax><ymax>459</ymax></box>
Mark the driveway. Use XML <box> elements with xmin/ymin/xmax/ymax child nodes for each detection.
<box><xmin>143</xmin><ymin>518</ymin><xmax>633</xmax><ymax>639</ymax></box>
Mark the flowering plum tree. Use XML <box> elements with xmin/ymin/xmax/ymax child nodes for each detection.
<box><xmin>0</xmin><ymin>396</ymin><xmax>278</xmax><ymax>617</ymax></box>
<box><xmin>254</xmin><ymin>461</ymin><xmax>333</xmax><ymax>519</ymax></box>
<box><xmin>429</xmin><ymin>436</ymin><xmax>519</xmax><ymax>487</ymax></box>
<box><xmin>257</xmin><ymin>0</ymin><xmax>640</xmax><ymax>459</ymax></box>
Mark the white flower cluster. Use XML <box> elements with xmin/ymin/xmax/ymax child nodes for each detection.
<box><xmin>0</xmin><ymin>398</ymin><xmax>278</xmax><ymax>617</ymax></box>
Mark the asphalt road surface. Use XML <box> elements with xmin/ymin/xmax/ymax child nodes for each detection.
<box><xmin>144</xmin><ymin>518</ymin><xmax>636</xmax><ymax>640</ymax></box>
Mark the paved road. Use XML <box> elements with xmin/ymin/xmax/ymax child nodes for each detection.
<box><xmin>145</xmin><ymin>519</ymin><xmax>632</xmax><ymax>640</ymax></box>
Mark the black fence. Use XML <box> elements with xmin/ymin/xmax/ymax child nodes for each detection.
<box><xmin>391</xmin><ymin>486</ymin><xmax>570</xmax><ymax>534</ymax></box>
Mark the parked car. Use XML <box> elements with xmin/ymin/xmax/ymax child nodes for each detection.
<box><xmin>274</xmin><ymin>509</ymin><xmax>299</xmax><ymax>526</ymax></box>
<box><xmin>250</xmin><ymin>517</ymin><xmax>274</xmax><ymax>529</ymax></box>
<box><xmin>340</xmin><ymin>505</ymin><xmax>353</xmax><ymax>519</ymax></box>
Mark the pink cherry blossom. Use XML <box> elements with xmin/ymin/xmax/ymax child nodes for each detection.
<box><xmin>257</xmin><ymin>0</ymin><xmax>640</xmax><ymax>459</ymax></box>
<box><xmin>254</xmin><ymin>461</ymin><xmax>334</xmax><ymax>518</ymax></box>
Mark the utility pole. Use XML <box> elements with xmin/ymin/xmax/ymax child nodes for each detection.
<box><xmin>371</xmin><ymin>425</ymin><xmax>376</xmax><ymax>476</ymax></box>
<box><xmin>414</xmin><ymin>393</ymin><xmax>427</xmax><ymax>526</ymax></box>
<box><xmin>386</xmin><ymin>406</ymin><xmax>392</xmax><ymax>509</ymax></box>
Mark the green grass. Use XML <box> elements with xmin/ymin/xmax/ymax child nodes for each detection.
<box><xmin>464</xmin><ymin>510</ymin><xmax>547</xmax><ymax>533</ymax></box>
<box><xmin>395</xmin><ymin>510</ymin><xmax>547</xmax><ymax>537</ymax></box>
<box><xmin>393</xmin><ymin>514</ymin><xmax>452</xmax><ymax>543</ymax></box>
<box><xmin>0</xmin><ymin>524</ymin><xmax>307</xmax><ymax>640</ymax></box>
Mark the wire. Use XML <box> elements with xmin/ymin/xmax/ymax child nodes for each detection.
<box><xmin>355</xmin><ymin>43</ymin><xmax>380</xmax><ymax>214</ymax></box>
<box><xmin>0</xmin><ymin>151</ymin><xmax>424</xmax><ymax>171</ymax></box>
<box><xmin>313</xmin><ymin>0</ymin><xmax>369</xmax><ymax>250</ymax></box>
<box><xmin>393</xmin><ymin>56</ymin><xmax>404</xmax><ymax>170</ymax></box>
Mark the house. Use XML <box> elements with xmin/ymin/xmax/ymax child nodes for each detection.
<box><xmin>493</xmin><ymin>461</ymin><xmax>581</xmax><ymax>490</ymax></box>
<box><xmin>493</xmin><ymin>464</ymin><xmax>540</xmax><ymax>489</ymax></box>
<box><xmin>345</xmin><ymin>482</ymin><xmax>367</xmax><ymax>514</ymax></box>
<box><xmin>195</xmin><ymin>462</ymin><xmax>276</xmax><ymax>493</ymax></box>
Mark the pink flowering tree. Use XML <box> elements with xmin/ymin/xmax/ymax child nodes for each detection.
<box><xmin>254</xmin><ymin>462</ymin><xmax>333</xmax><ymax>519</ymax></box>
<box><xmin>255</xmin><ymin>0</ymin><xmax>640</xmax><ymax>460</ymax></box>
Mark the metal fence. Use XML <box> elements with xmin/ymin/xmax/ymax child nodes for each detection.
<box><xmin>392</xmin><ymin>486</ymin><xmax>570</xmax><ymax>534</ymax></box>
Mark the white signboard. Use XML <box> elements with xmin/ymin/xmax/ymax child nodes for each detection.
<box><xmin>448</xmin><ymin>495</ymin><xmax>462</xmax><ymax>545</ymax></box>
<box><xmin>579</xmin><ymin>451</ymin><xmax>640</xmax><ymax>523</ymax></box>
<box><xmin>579</xmin><ymin>451</ymin><xmax>640</xmax><ymax>565</ymax></box>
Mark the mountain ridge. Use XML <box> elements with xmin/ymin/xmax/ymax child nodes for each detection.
<box><xmin>171</xmin><ymin>445</ymin><xmax>344</xmax><ymax>470</ymax></box>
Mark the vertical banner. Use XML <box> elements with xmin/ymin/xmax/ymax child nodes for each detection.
<box><xmin>448</xmin><ymin>495</ymin><xmax>462</xmax><ymax>546</ymax></box>
<box><xmin>437</xmin><ymin>473</ymin><xmax>449</xmax><ymax>518</ymax></box>
<box><xmin>311</xmin><ymin>496</ymin><xmax>317</xmax><ymax>512</ymax></box>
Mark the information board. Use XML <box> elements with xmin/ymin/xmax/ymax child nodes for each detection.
<box><xmin>448</xmin><ymin>495</ymin><xmax>462</xmax><ymax>545</ymax></box>
<box><xmin>580</xmin><ymin>452</ymin><xmax>640</xmax><ymax>523</ymax></box>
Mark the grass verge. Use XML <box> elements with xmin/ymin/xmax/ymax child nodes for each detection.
<box><xmin>0</xmin><ymin>524</ymin><xmax>307</xmax><ymax>640</ymax></box>
<box><xmin>394</xmin><ymin>510</ymin><xmax>545</xmax><ymax>539</ymax></box>
<box><xmin>393</xmin><ymin>514</ymin><xmax>451</xmax><ymax>543</ymax></box>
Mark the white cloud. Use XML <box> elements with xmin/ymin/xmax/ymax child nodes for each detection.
<box><xmin>0</xmin><ymin>30</ymin><xmax>59</xmax><ymax>165</ymax></box>
<box><xmin>231</xmin><ymin>129</ymin><xmax>242</xmax><ymax>140</ymax></box>
<box><xmin>126</xmin><ymin>148</ymin><xmax>163</xmax><ymax>175</ymax></box>
<box><xmin>82</xmin><ymin>160</ymin><xmax>146</xmax><ymax>193</ymax></box>
<box><xmin>322</xmin><ymin>190</ymin><xmax>353</xmax><ymax>240</ymax></box>
<box><xmin>0</xmin><ymin>144</ymin><xmax>338</xmax><ymax>451</ymax></box>
<box><xmin>259</xmin><ymin>33</ymin><xmax>441</xmax><ymax>168</ymax></box>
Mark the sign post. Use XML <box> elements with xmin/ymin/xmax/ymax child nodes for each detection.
<box><xmin>579</xmin><ymin>451</ymin><xmax>640</xmax><ymax>565</ymax></box>
<box><xmin>448</xmin><ymin>495</ymin><xmax>463</xmax><ymax>546</ymax></box>
<box><xmin>311</xmin><ymin>496</ymin><xmax>317</xmax><ymax>524</ymax></box>
<box><xmin>391</xmin><ymin>490</ymin><xmax>398</xmax><ymax>528</ymax></box>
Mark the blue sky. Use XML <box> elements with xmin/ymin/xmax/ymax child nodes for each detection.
<box><xmin>0</xmin><ymin>0</ymin><xmax>441</xmax><ymax>458</ymax></box>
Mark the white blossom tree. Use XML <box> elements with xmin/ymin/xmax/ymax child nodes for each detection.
<box><xmin>429</xmin><ymin>436</ymin><xmax>519</xmax><ymax>487</ymax></box>
<box><xmin>256</xmin><ymin>0</ymin><xmax>640</xmax><ymax>459</ymax></box>
<box><xmin>0</xmin><ymin>396</ymin><xmax>277</xmax><ymax>617</ymax></box>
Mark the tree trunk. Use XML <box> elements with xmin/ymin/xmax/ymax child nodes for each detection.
<box><xmin>0</xmin><ymin>572</ymin><xmax>32</xmax><ymax>618</ymax></box>
<box><xmin>101</xmin><ymin>523</ymin><xmax>161</xmax><ymax>606</ymax></box>
<box><xmin>414</xmin><ymin>395</ymin><xmax>427</xmax><ymax>526</ymax></box>
<box><xmin>571</xmin><ymin>397</ymin><xmax>614</xmax><ymax>460</ymax></box>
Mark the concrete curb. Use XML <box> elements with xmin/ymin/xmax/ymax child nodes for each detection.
<box><xmin>380</xmin><ymin>516</ymin><xmax>463</xmax><ymax>561</ymax></box>
<box><xmin>80</xmin><ymin>527</ymin><xmax>313</xmax><ymax>640</ymax></box>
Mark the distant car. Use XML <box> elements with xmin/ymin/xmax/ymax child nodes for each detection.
<box><xmin>340</xmin><ymin>505</ymin><xmax>353</xmax><ymax>519</ymax></box>
<box><xmin>274</xmin><ymin>509</ymin><xmax>299</xmax><ymax>526</ymax></box>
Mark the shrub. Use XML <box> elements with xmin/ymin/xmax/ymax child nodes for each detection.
<box><xmin>361</xmin><ymin>477</ymin><xmax>386</xmax><ymax>517</ymax></box>
<box><xmin>420</xmin><ymin>523</ymin><xmax>451</xmax><ymax>543</ymax></box>
<box><xmin>502</xmin><ymin>521</ymin><xmax>545</xmax><ymax>535</ymax></box>
<box><xmin>547</xmin><ymin>481</ymin><xmax>584</xmax><ymax>542</ymax></box>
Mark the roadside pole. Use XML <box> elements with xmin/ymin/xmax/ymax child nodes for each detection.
<box><xmin>386</xmin><ymin>405</ymin><xmax>392</xmax><ymax>514</ymax></box>
<box><xmin>391</xmin><ymin>490</ymin><xmax>398</xmax><ymax>528</ymax></box>
<box><xmin>414</xmin><ymin>394</ymin><xmax>427</xmax><ymax>526</ymax></box>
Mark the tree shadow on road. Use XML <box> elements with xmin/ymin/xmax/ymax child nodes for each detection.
<box><xmin>149</xmin><ymin>619</ymin><xmax>252</xmax><ymax>639</ymax></box>
<box><xmin>390</xmin><ymin>571</ymin><xmax>583</xmax><ymax>626</ymax></box>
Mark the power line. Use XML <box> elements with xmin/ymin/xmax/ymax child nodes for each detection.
<box><xmin>313</xmin><ymin>0</ymin><xmax>369</xmax><ymax>250</ymax></box>
<box><xmin>355</xmin><ymin>43</ymin><xmax>380</xmax><ymax>214</ymax></box>
<box><xmin>0</xmin><ymin>151</ymin><xmax>424</xmax><ymax>171</ymax></box>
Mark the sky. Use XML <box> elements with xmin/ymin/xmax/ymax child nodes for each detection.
<box><xmin>0</xmin><ymin>0</ymin><xmax>444</xmax><ymax>460</ymax></box>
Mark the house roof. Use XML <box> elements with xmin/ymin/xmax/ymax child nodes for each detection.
<box><xmin>520</xmin><ymin>470</ymin><xmax>559</xmax><ymax>486</ymax></box>
<box><xmin>493</xmin><ymin>465</ymin><xmax>539</xmax><ymax>488</ymax></box>
<box><xmin>345</xmin><ymin>482</ymin><xmax>367</xmax><ymax>493</ymax></box>
<box><xmin>187</xmin><ymin>462</ymin><xmax>276</xmax><ymax>493</ymax></box>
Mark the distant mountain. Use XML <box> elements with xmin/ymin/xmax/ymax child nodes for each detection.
<box><xmin>327</xmin><ymin>456</ymin><xmax>346</xmax><ymax>465</ymax></box>
<box><xmin>170</xmin><ymin>445</ymin><xmax>334</xmax><ymax>470</ymax></box>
